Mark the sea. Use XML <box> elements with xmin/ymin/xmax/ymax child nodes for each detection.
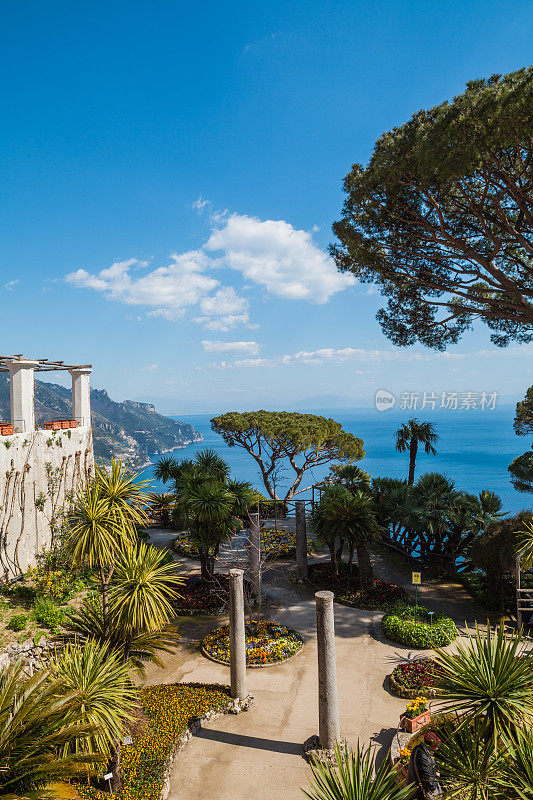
<box><xmin>139</xmin><ymin>407</ymin><xmax>530</xmax><ymax>515</ymax></box>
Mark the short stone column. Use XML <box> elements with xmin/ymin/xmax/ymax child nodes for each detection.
<box><xmin>315</xmin><ymin>591</ymin><xmax>340</xmax><ymax>750</ymax></box>
<box><xmin>295</xmin><ymin>500</ymin><xmax>308</xmax><ymax>580</ymax></box>
<box><xmin>69</xmin><ymin>367</ymin><xmax>92</xmax><ymax>427</ymax></box>
<box><xmin>8</xmin><ymin>359</ymin><xmax>38</xmax><ymax>433</ymax></box>
<box><xmin>229</xmin><ymin>568</ymin><xmax>246</xmax><ymax>700</ymax></box>
<box><xmin>247</xmin><ymin>512</ymin><xmax>261</xmax><ymax>601</ymax></box>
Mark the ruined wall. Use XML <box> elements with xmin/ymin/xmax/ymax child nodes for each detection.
<box><xmin>0</xmin><ymin>427</ymin><xmax>94</xmax><ymax>578</ymax></box>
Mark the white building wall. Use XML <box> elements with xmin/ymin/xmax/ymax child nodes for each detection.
<box><xmin>0</xmin><ymin>427</ymin><xmax>94</xmax><ymax>578</ymax></box>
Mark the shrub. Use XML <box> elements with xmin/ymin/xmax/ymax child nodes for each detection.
<box><xmin>27</xmin><ymin>567</ymin><xmax>85</xmax><ymax>603</ymax></box>
<box><xmin>33</xmin><ymin>598</ymin><xmax>65</xmax><ymax>630</ymax></box>
<box><xmin>381</xmin><ymin>605</ymin><xmax>457</xmax><ymax>648</ymax></box>
<box><xmin>8</xmin><ymin>614</ymin><xmax>27</xmax><ymax>632</ymax></box>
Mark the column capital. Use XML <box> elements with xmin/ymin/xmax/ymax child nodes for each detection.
<box><xmin>68</xmin><ymin>366</ymin><xmax>92</xmax><ymax>376</ymax></box>
<box><xmin>8</xmin><ymin>359</ymin><xmax>39</xmax><ymax>370</ymax></box>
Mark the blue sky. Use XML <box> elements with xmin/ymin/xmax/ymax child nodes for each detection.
<box><xmin>2</xmin><ymin>0</ymin><xmax>532</xmax><ymax>413</ymax></box>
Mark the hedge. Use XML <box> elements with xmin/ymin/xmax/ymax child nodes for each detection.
<box><xmin>381</xmin><ymin>605</ymin><xmax>458</xmax><ymax>649</ymax></box>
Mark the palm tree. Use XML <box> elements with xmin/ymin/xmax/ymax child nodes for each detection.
<box><xmin>154</xmin><ymin>455</ymin><xmax>179</xmax><ymax>483</ymax></box>
<box><xmin>173</xmin><ymin>450</ymin><xmax>254</xmax><ymax>580</ymax></box>
<box><xmin>147</xmin><ymin>492</ymin><xmax>174</xmax><ymax>526</ymax></box>
<box><xmin>302</xmin><ymin>741</ymin><xmax>414</xmax><ymax>800</ymax></box>
<box><xmin>395</xmin><ymin>419</ymin><xmax>438</xmax><ymax>485</ymax></box>
<box><xmin>310</xmin><ymin>485</ymin><xmax>379</xmax><ymax>587</ymax></box>
<box><xmin>0</xmin><ymin>661</ymin><xmax>100</xmax><ymax>799</ymax></box>
<box><xmin>516</xmin><ymin>516</ymin><xmax>533</xmax><ymax>567</ymax></box>
<box><xmin>331</xmin><ymin>464</ymin><xmax>372</xmax><ymax>494</ymax></box>
<box><xmin>470</xmin><ymin>511</ymin><xmax>530</xmax><ymax>608</ymax></box>
<box><xmin>434</xmin><ymin>621</ymin><xmax>533</xmax><ymax>743</ymax></box>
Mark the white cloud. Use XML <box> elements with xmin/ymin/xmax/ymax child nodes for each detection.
<box><xmin>4</xmin><ymin>279</ymin><xmax>19</xmax><ymax>291</ymax></box>
<box><xmin>205</xmin><ymin>213</ymin><xmax>356</xmax><ymax>303</ymax></box>
<box><xmin>202</xmin><ymin>340</ymin><xmax>261</xmax><ymax>355</ymax></box>
<box><xmin>65</xmin><ymin>210</ymin><xmax>358</xmax><ymax>328</ymax></box>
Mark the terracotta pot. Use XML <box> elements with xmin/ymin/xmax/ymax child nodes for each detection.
<box><xmin>0</xmin><ymin>425</ymin><xmax>14</xmax><ymax>436</ymax></box>
<box><xmin>44</xmin><ymin>421</ymin><xmax>62</xmax><ymax>430</ymax></box>
<box><xmin>60</xmin><ymin>420</ymin><xmax>71</xmax><ymax>429</ymax></box>
<box><xmin>400</xmin><ymin>709</ymin><xmax>430</xmax><ymax>732</ymax></box>
<box><xmin>69</xmin><ymin>420</ymin><xmax>78</xmax><ymax>428</ymax></box>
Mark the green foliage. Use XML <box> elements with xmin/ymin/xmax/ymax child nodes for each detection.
<box><xmin>509</xmin><ymin>386</ymin><xmax>533</xmax><ymax>494</ymax></box>
<box><xmin>8</xmin><ymin>613</ymin><xmax>27</xmax><ymax>632</ymax></box>
<box><xmin>0</xmin><ymin>660</ymin><xmax>101</xmax><ymax>797</ymax></box>
<box><xmin>110</xmin><ymin>542</ymin><xmax>183</xmax><ymax>633</ymax></box>
<box><xmin>331</xmin><ymin>67</ymin><xmax>533</xmax><ymax>349</ymax></box>
<box><xmin>50</xmin><ymin>641</ymin><xmax>137</xmax><ymax>758</ymax></box>
<box><xmin>395</xmin><ymin>419</ymin><xmax>438</xmax><ymax>485</ymax></box>
<box><xmin>171</xmin><ymin>449</ymin><xmax>255</xmax><ymax>580</ymax></box>
<box><xmin>373</xmin><ymin>472</ymin><xmax>504</xmax><ymax>571</ymax></box>
<box><xmin>310</xmin><ymin>484</ymin><xmax>379</xmax><ymax>588</ymax></box>
<box><xmin>249</xmin><ymin>489</ymin><xmax>289</xmax><ymax>519</ymax></box>
<box><xmin>34</xmin><ymin>597</ymin><xmax>66</xmax><ymax>630</ymax></box>
<box><xmin>211</xmin><ymin>411</ymin><xmax>365</xmax><ymax>502</ymax></box>
<box><xmin>470</xmin><ymin>511</ymin><xmax>532</xmax><ymax>607</ymax></box>
<box><xmin>302</xmin><ymin>741</ymin><xmax>414</xmax><ymax>800</ymax></box>
<box><xmin>381</xmin><ymin>605</ymin><xmax>458</xmax><ymax>648</ymax></box>
<box><xmin>434</xmin><ymin>621</ymin><xmax>533</xmax><ymax>741</ymax></box>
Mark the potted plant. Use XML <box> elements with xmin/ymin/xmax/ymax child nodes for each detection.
<box><xmin>0</xmin><ymin>424</ymin><xmax>14</xmax><ymax>436</ymax></box>
<box><xmin>400</xmin><ymin>696</ymin><xmax>430</xmax><ymax>732</ymax></box>
<box><xmin>44</xmin><ymin>420</ymin><xmax>62</xmax><ymax>430</ymax></box>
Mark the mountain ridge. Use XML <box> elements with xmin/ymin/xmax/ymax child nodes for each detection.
<box><xmin>0</xmin><ymin>375</ymin><xmax>202</xmax><ymax>466</ymax></box>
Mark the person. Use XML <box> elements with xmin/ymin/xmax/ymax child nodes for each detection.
<box><xmin>406</xmin><ymin>732</ymin><xmax>442</xmax><ymax>800</ymax></box>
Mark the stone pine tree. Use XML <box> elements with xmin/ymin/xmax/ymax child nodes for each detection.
<box><xmin>331</xmin><ymin>67</ymin><xmax>533</xmax><ymax>350</ymax></box>
<box><xmin>509</xmin><ymin>386</ymin><xmax>533</xmax><ymax>493</ymax></box>
<box><xmin>211</xmin><ymin>411</ymin><xmax>364</xmax><ymax>502</ymax></box>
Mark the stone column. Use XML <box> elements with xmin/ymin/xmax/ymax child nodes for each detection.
<box><xmin>247</xmin><ymin>512</ymin><xmax>261</xmax><ymax>601</ymax></box>
<box><xmin>69</xmin><ymin>367</ymin><xmax>92</xmax><ymax>427</ymax></box>
<box><xmin>316</xmin><ymin>590</ymin><xmax>340</xmax><ymax>750</ymax></box>
<box><xmin>295</xmin><ymin>500</ymin><xmax>308</xmax><ymax>580</ymax></box>
<box><xmin>8</xmin><ymin>359</ymin><xmax>38</xmax><ymax>433</ymax></box>
<box><xmin>229</xmin><ymin>568</ymin><xmax>246</xmax><ymax>699</ymax></box>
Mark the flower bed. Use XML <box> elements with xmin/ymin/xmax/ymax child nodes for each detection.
<box><xmin>308</xmin><ymin>562</ymin><xmax>410</xmax><ymax>611</ymax></box>
<box><xmin>76</xmin><ymin>683</ymin><xmax>233</xmax><ymax>800</ymax></box>
<box><xmin>172</xmin><ymin>574</ymin><xmax>233</xmax><ymax>615</ymax></box>
<box><xmin>381</xmin><ymin>605</ymin><xmax>458</xmax><ymax>648</ymax></box>
<box><xmin>173</xmin><ymin>528</ymin><xmax>312</xmax><ymax>561</ymax></box>
<box><xmin>201</xmin><ymin>620</ymin><xmax>303</xmax><ymax>667</ymax></box>
<box><xmin>389</xmin><ymin>658</ymin><xmax>442</xmax><ymax>698</ymax></box>
<box><xmin>260</xmin><ymin>527</ymin><xmax>313</xmax><ymax>558</ymax></box>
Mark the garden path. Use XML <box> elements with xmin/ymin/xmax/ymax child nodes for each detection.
<box><xmin>142</xmin><ymin>528</ymin><xmax>489</xmax><ymax>800</ymax></box>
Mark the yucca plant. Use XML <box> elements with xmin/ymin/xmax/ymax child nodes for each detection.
<box><xmin>433</xmin><ymin>621</ymin><xmax>533</xmax><ymax>741</ymax></box>
<box><xmin>517</xmin><ymin>518</ymin><xmax>533</xmax><ymax>568</ymax></box>
<box><xmin>64</xmin><ymin>597</ymin><xmax>179</xmax><ymax>678</ymax></box>
<box><xmin>302</xmin><ymin>741</ymin><xmax>414</xmax><ymax>800</ymax></box>
<box><xmin>498</xmin><ymin>729</ymin><xmax>533</xmax><ymax>800</ymax></box>
<box><xmin>68</xmin><ymin>460</ymin><xmax>150</xmax><ymax>626</ymax></box>
<box><xmin>110</xmin><ymin>541</ymin><xmax>183</xmax><ymax>633</ymax></box>
<box><xmin>436</xmin><ymin>716</ymin><xmax>509</xmax><ymax>800</ymax></box>
<box><xmin>0</xmin><ymin>661</ymin><xmax>100</xmax><ymax>799</ymax></box>
<box><xmin>50</xmin><ymin>640</ymin><xmax>137</xmax><ymax>758</ymax></box>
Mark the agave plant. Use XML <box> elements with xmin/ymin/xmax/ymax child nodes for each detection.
<box><xmin>434</xmin><ymin>621</ymin><xmax>533</xmax><ymax>741</ymax></box>
<box><xmin>302</xmin><ymin>741</ymin><xmax>414</xmax><ymax>800</ymax></box>
<box><xmin>0</xmin><ymin>661</ymin><xmax>100</xmax><ymax>799</ymax></box>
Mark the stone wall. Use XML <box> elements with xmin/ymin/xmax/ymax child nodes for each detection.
<box><xmin>0</xmin><ymin>427</ymin><xmax>94</xmax><ymax>579</ymax></box>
